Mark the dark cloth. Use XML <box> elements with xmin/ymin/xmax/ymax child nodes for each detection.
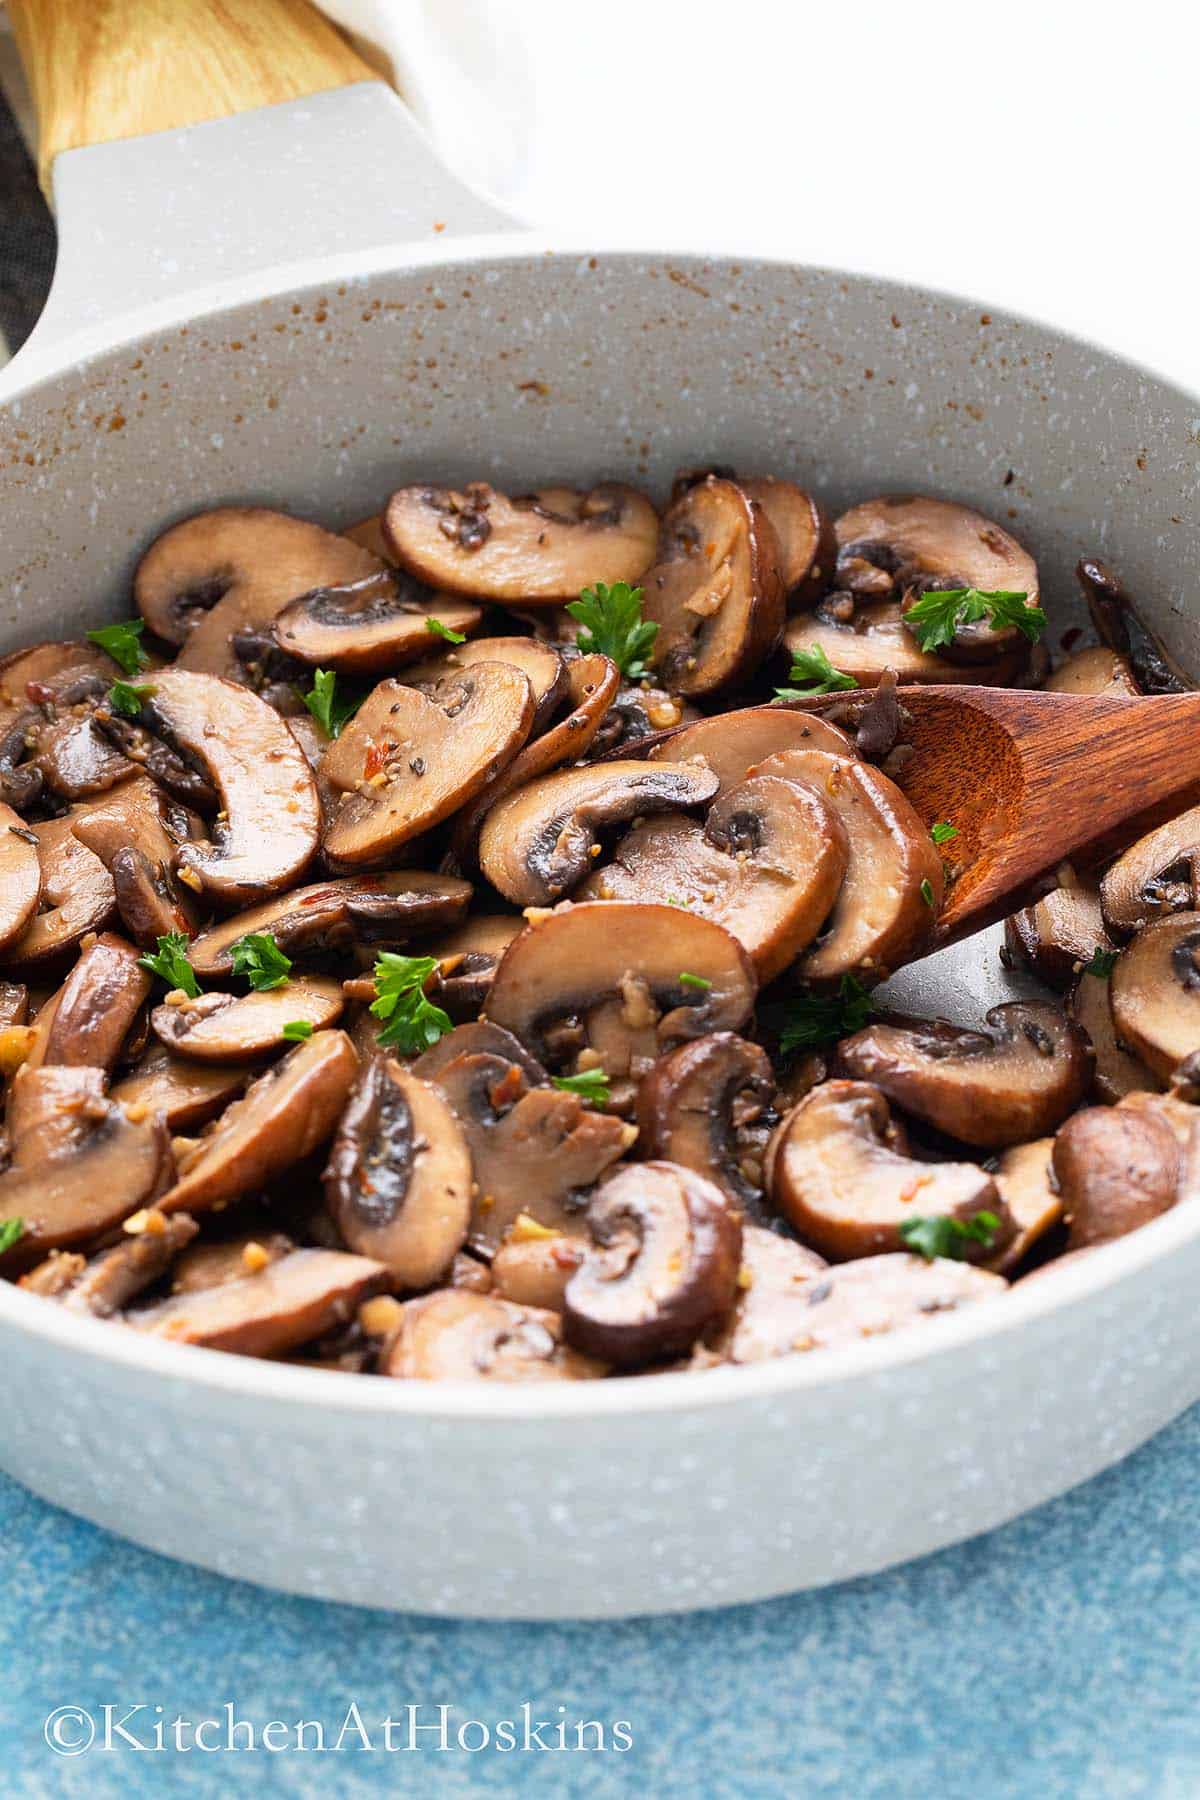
<box><xmin>0</xmin><ymin>86</ymin><xmax>54</xmax><ymax>356</ymax></box>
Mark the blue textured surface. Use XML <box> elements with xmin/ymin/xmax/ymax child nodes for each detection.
<box><xmin>4</xmin><ymin>1408</ymin><xmax>1200</xmax><ymax>1798</ymax></box>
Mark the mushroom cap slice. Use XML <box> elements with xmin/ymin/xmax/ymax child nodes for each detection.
<box><xmin>636</xmin><ymin>1032</ymin><xmax>776</xmax><ymax>1213</ymax></box>
<box><xmin>188</xmin><ymin>871</ymin><xmax>472</xmax><ymax>978</ymax></box>
<box><xmin>1068</xmin><ymin>968</ymin><xmax>1160</xmax><ymax>1103</ymax></box>
<box><xmin>765</xmin><ymin>1079</ymin><xmax>1010</xmax><ymax>1261</ymax></box>
<box><xmin>382</xmin><ymin>481</ymin><xmax>658</xmax><ymax>602</ymax></box>
<box><xmin>642</xmin><ymin>477</ymin><xmax>784</xmax><ymax>697</ymax></box>
<box><xmin>0</xmin><ymin>1065</ymin><xmax>173</xmax><ymax>1266</ymax></box>
<box><xmin>1100</xmin><ymin>805</ymin><xmax>1200</xmax><ymax>935</ymax></box>
<box><xmin>738</xmin><ymin>476</ymin><xmax>834</xmax><ymax>607</ymax></box>
<box><xmin>112</xmin><ymin>1045</ymin><xmax>253</xmax><ymax>1130</ymax></box>
<box><xmin>341</xmin><ymin>513</ymin><xmax>392</xmax><ymax>561</ymax></box>
<box><xmin>169</xmin><ymin>1230</ymin><xmax>295</xmax><ymax>1295</ymax></box>
<box><xmin>324</xmin><ymin>1058</ymin><xmax>471</xmax><ymax>1288</ymax></box>
<box><xmin>382</xmin><ymin>1289</ymin><xmax>606</xmax><ymax>1381</ymax></box>
<box><xmin>751</xmin><ymin>746</ymin><xmax>943</xmax><ymax>983</ymax></box>
<box><xmin>31</xmin><ymin>715</ymin><xmax>132</xmax><ymax>801</ymax></box>
<box><xmin>693</xmin><ymin>1225</ymin><xmax>829</xmax><ymax>1365</ymax></box>
<box><xmin>485</xmin><ymin>902</ymin><xmax>757</xmax><ymax>1070</ymax></box>
<box><xmin>647</xmin><ymin>705</ymin><xmax>853</xmax><ymax>792</ymax></box>
<box><xmin>152</xmin><ymin>976</ymin><xmax>344</xmax><ymax>1062</ymax></box>
<box><xmin>987</xmin><ymin>1138</ymin><xmax>1064</xmax><ymax>1273</ymax></box>
<box><xmin>129</xmin><ymin>1247</ymin><xmax>389</xmax><ymax>1357</ymax></box>
<box><xmin>781</xmin><ymin>602</ymin><xmax>1028</xmax><ymax>689</ymax></box>
<box><xmin>582</xmin><ymin>774</ymin><xmax>849</xmax><ymax>983</ymax></box>
<box><xmin>272</xmin><ymin>572</ymin><xmax>482</xmax><ymax>675</ymax></box>
<box><xmin>423</xmin><ymin>914</ymin><xmax>524</xmax><ymax>1020</ymax></box>
<box><xmin>31</xmin><ymin>932</ymin><xmax>150</xmax><ymax>1072</ymax></box>
<box><xmin>138</xmin><ymin>506</ymin><xmax>383</xmax><ymax>661</ymax></box>
<box><xmin>134</xmin><ymin>671</ymin><xmax>320</xmax><ymax>903</ymax></box>
<box><xmin>22</xmin><ymin>1213</ymin><xmax>199</xmax><ymax>1316</ymax></box>
<box><xmin>1109</xmin><ymin>912</ymin><xmax>1200</xmax><ymax>1079</ymax></box>
<box><xmin>835</xmin><ymin>1003</ymin><xmax>1093</xmax><ymax>1148</ymax></box>
<box><xmin>321</xmin><ymin>665</ymin><xmax>534</xmax><ymax>866</ymax></box>
<box><xmin>479</xmin><ymin>759</ymin><xmax>719</xmax><ymax>908</ymax></box>
<box><xmin>562</xmin><ymin>1161</ymin><xmax>743</xmax><ymax>1368</ymax></box>
<box><xmin>0</xmin><ymin>803</ymin><xmax>42</xmax><ymax>952</ymax></box>
<box><xmin>0</xmin><ymin>816</ymin><xmax>116</xmax><ymax>972</ymax></box>
<box><xmin>410</xmin><ymin>1018</ymin><xmax>546</xmax><ymax>1086</ymax></box>
<box><xmin>158</xmin><ymin>1030</ymin><xmax>358</xmax><ymax>1214</ymax></box>
<box><xmin>1045</xmin><ymin>645</ymin><xmax>1139</xmax><ymax>697</ymax></box>
<box><xmin>1052</xmin><ymin>1104</ymin><xmax>1181</xmax><ymax>1248</ymax></box>
<box><xmin>70</xmin><ymin>773</ymin><xmax>200</xmax><ymax>946</ymax></box>
<box><xmin>403</xmin><ymin>635</ymin><xmax>567</xmax><ymax>735</ymax></box>
<box><xmin>1005</xmin><ymin>881</ymin><xmax>1112</xmax><ymax>990</ymax></box>
<box><xmin>490</xmin><ymin>1231</ymin><xmax>586</xmax><ymax>1313</ymax></box>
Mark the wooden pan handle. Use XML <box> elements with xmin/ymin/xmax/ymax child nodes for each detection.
<box><xmin>8</xmin><ymin>0</ymin><xmax>378</xmax><ymax>195</ymax></box>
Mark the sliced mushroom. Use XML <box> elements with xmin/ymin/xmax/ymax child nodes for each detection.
<box><xmin>642</xmin><ymin>477</ymin><xmax>784</xmax><ymax>696</ymax></box>
<box><xmin>111</xmin><ymin>1044</ymin><xmax>253</xmax><ymax>1130</ymax></box>
<box><xmin>692</xmin><ymin>1225</ymin><xmax>829</xmax><ymax>1365</ymax></box>
<box><xmin>647</xmin><ymin>705</ymin><xmax>853</xmax><ymax>791</ymax></box>
<box><xmin>21</xmin><ymin>1212</ymin><xmax>199</xmax><ymax>1316</ymax></box>
<box><xmin>402</xmin><ymin>635</ymin><xmax>567</xmax><ymax>735</ymax></box>
<box><xmin>382</xmin><ymin>481</ymin><xmax>657</xmax><ymax>602</ymax></box>
<box><xmin>1076</xmin><ymin>555</ymin><xmax>1190</xmax><ymax>695</ymax></box>
<box><xmin>1005</xmin><ymin>881</ymin><xmax>1112</xmax><ymax>990</ymax></box>
<box><xmin>423</xmin><ymin>914</ymin><xmax>524</xmax><ymax>1020</ymax></box>
<box><xmin>479</xmin><ymin>760</ymin><xmax>719</xmax><ymax>908</ymax></box>
<box><xmin>987</xmin><ymin>1138</ymin><xmax>1064</xmax><ymax>1273</ymax></box>
<box><xmin>1068</xmin><ymin>968</ymin><xmax>1160</xmax><ymax>1103</ymax></box>
<box><xmin>158</xmin><ymin>1030</ymin><xmax>358</xmax><ymax>1215</ymax></box>
<box><xmin>324</xmin><ymin>1058</ymin><xmax>471</xmax><ymax>1287</ymax></box>
<box><xmin>152</xmin><ymin>976</ymin><xmax>343</xmax><ymax>1063</ymax></box>
<box><xmin>1101</xmin><ymin>806</ymin><xmax>1200</xmax><ymax>935</ymax></box>
<box><xmin>1052</xmin><ymin>1104</ymin><xmax>1180</xmax><ymax>1247</ymax></box>
<box><xmin>1045</xmin><ymin>645</ymin><xmax>1139</xmax><ymax>697</ymax></box>
<box><xmin>188</xmin><ymin>872</ymin><xmax>471</xmax><ymax>979</ymax></box>
<box><xmin>429</xmin><ymin>1049</ymin><xmax>633</xmax><ymax>1255</ymax></box>
<box><xmin>581</xmin><ymin>773</ymin><xmax>849</xmax><ymax>982</ymax></box>
<box><xmin>485</xmin><ymin>902</ymin><xmax>757</xmax><ymax>1073</ymax></box>
<box><xmin>834</xmin><ymin>495</ymin><xmax>1040</xmax><ymax>665</ymax></box>
<box><xmin>170</xmin><ymin>1230</ymin><xmax>295</xmax><ymax>1294</ymax></box>
<box><xmin>128</xmin><ymin>1247</ymin><xmax>389</xmax><ymax>1356</ymax></box>
<box><xmin>31</xmin><ymin>714</ymin><xmax>132</xmax><ymax>800</ymax></box>
<box><xmin>273</xmin><ymin>571</ymin><xmax>482</xmax><ymax>674</ymax></box>
<box><xmin>137</xmin><ymin>507</ymin><xmax>383</xmax><ymax>670</ymax></box>
<box><xmin>341</xmin><ymin>513</ymin><xmax>393</xmax><ymax>561</ymax></box>
<box><xmin>1109</xmin><ymin>913</ymin><xmax>1200</xmax><ymax>1078</ymax></box>
<box><xmin>321</xmin><ymin>664</ymin><xmax>534</xmax><ymax>866</ymax></box>
<box><xmin>70</xmin><ymin>774</ymin><xmax>200</xmax><ymax>945</ymax></box>
<box><xmin>764</xmin><ymin>1079</ymin><xmax>1010</xmax><ymax>1261</ymax></box>
<box><xmin>562</xmin><ymin>1161</ymin><xmax>743</xmax><ymax>1367</ymax></box>
<box><xmin>0</xmin><ymin>1065</ymin><xmax>173</xmax><ymax>1266</ymax></box>
<box><xmin>738</xmin><ymin>476</ymin><xmax>833</xmax><ymax>607</ymax></box>
<box><xmin>381</xmin><ymin>1289</ymin><xmax>606</xmax><ymax>1381</ymax></box>
<box><xmin>585</xmin><ymin>684</ymin><xmax>696</xmax><ymax>759</ymax></box>
<box><xmin>0</xmin><ymin>816</ymin><xmax>116</xmax><ymax>972</ymax></box>
<box><xmin>636</xmin><ymin>1033</ymin><xmax>776</xmax><ymax>1214</ymax></box>
<box><xmin>490</xmin><ymin>1226</ymin><xmax>586</xmax><ymax>1312</ymax></box>
<box><xmin>781</xmin><ymin>601</ymin><xmax>1026</xmax><ymax>689</ymax></box>
<box><xmin>91</xmin><ymin>702</ymin><xmax>218</xmax><ymax>812</ymax></box>
<box><xmin>0</xmin><ymin>805</ymin><xmax>42</xmax><ymax>953</ymax></box>
<box><xmin>410</xmin><ymin>1019</ymin><xmax>546</xmax><ymax>1086</ymax></box>
<box><xmin>750</xmin><ymin>747</ymin><xmax>943</xmax><ymax>983</ymax></box>
<box><xmin>835</xmin><ymin>1004</ymin><xmax>1093</xmax><ymax>1147</ymax></box>
<box><xmin>30</xmin><ymin>932</ymin><xmax>150</xmax><ymax>1072</ymax></box>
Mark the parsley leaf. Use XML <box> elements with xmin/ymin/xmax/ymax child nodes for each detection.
<box><xmin>87</xmin><ymin>619</ymin><xmax>150</xmax><ymax>675</ymax></box>
<box><xmin>931</xmin><ymin>820</ymin><xmax>958</xmax><ymax>846</ymax></box>
<box><xmin>426</xmin><ymin>617</ymin><xmax>466</xmax><ymax>644</ymax></box>
<box><xmin>137</xmin><ymin>932</ymin><xmax>199</xmax><ymax>998</ymax></box>
<box><xmin>779</xmin><ymin>976</ymin><xmax>875</xmax><ymax>1054</ymax></box>
<box><xmin>370</xmin><ymin>953</ymin><xmax>452</xmax><ymax>1054</ymax></box>
<box><xmin>678</xmin><ymin>971</ymin><xmax>712</xmax><ymax>992</ymax></box>
<box><xmin>229</xmin><ymin>931</ymin><xmax>293</xmax><ymax>992</ymax></box>
<box><xmin>1084</xmin><ymin>947</ymin><xmax>1119</xmax><ymax>979</ymax></box>
<box><xmin>903</xmin><ymin>587</ymin><xmax>1046</xmax><ymax>655</ymax></box>
<box><xmin>281</xmin><ymin>1020</ymin><xmax>314</xmax><ymax>1042</ymax></box>
<box><xmin>300</xmin><ymin>668</ymin><xmax>362</xmax><ymax>740</ymax></box>
<box><xmin>0</xmin><ymin>1217</ymin><xmax>24</xmax><ymax>1256</ymax></box>
<box><xmin>920</xmin><ymin>878</ymin><xmax>936</xmax><ymax>907</ymax></box>
<box><xmin>900</xmin><ymin>1211</ymin><xmax>1001</xmax><ymax>1261</ymax></box>
<box><xmin>551</xmin><ymin>1067</ymin><xmax>612</xmax><ymax>1105</ymax></box>
<box><xmin>107</xmin><ymin>679</ymin><xmax>156</xmax><ymax>717</ymax></box>
<box><xmin>565</xmin><ymin>581</ymin><xmax>658</xmax><ymax>680</ymax></box>
<box><xmin>774</xmin><ymin>642</ymin><xmax>858</xmax><ymax>697</ymax></box>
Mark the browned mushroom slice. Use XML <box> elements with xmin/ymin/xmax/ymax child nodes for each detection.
<box><xmin>158</xmin><ymin>1030</ymin><xmax>358</xmax><ymax>1215</ymax></box>
<box><xmin>410</xmin><ymin>1019</ymin><xmax>546</xmax><ymax>1086</ymax></box>
<box><xmin>1052</xmin><ymin>1104</ymin><xmax>1180</xmax><ymax>1247</ymax></box>
<box><xmin>0</xmin><ymin>638</ymin><xmax>116</xmax><ymax>703</ymax></box>
<box><xmin>138</xmin><ymin>506</ymin><xmax>383</xmax><ymax>664</ymax></box>
<box><xmin>642</xmin><ymin>477</ymin><xmax>784</xmax><ymax>697</ymax></box>
<box><xmin>129</xmin><ymin>1247</ymin><xmax>389</xmax><ymax>1356</ymax></box>
<box><xmin>985</xmin><ymin>1138</ymin><xmax>1064</xmax><ymax>1273</ymax></box>
<box><xmin>562</xmin><ymin>1161</ymin><xmax>743</xmax><ymax>1367</ymax></box>
<box><xmin>111</xmin><ymin>1044</ymin><xmax>253</xmax><ymax>1130</ymax></box>
<box><xmin>31</xmin><ymin>714</ymin><xmax>132</xmax><ymax>801</ymax></box>
<box><xmin>322</xmin><ymin>664</ymin><xmax>534</xmax><ymax>866</ymax></box>
<box><xmin>751</xmin><ymin>747</ymin><xmax>943</xmax><ymax>983</ymax></box>
<box><xmin>738</xmin><ymin>477</ymin><xmax>833</xmax><ymax>608</ymax></box>
<box><xmin>693</xmin><ymin>1225</ymin><xmax>829</xmax><ymax>1365</ymax></box>
<box><xmin>479</xmin><ymin>760</ymin><xmax>719</xmax><ymax>909</ymax></box>
<box><xmin>1045</xmin><ymin>645</ymin><xmax>1139</xmax><ymax>697</ymax></box>
<box><xmin>647</xmin><ymin>705</ymin><xmax>853</xmax><ymax>791</ymax></box>
<box><xmin>636</xmin><ymin>1033</ymin><xmax>776</xmax><ymax>1214</ymax></box>
<box><xmin>424</xmin><ymin>914</ymin><xmax>524</xmax><ymax>1019</ymax></box>
<box><xmin>1101</xmin><ymin>807</ymin><xmax>1200</xmax><ymax>935</ymax></box>
<box><xmin>490</xmin><ymin>1223</ymin><xmax>586</xmax><ymax>1312</ymax></box>
<box><xmin>28</xmin><ymin>932</ymin><xmax>150</xmax><ymax>1072</ymax></box>
<box><xmin>323</xmin><ymin>1058</ymin><xmax>471</xmax><ymax>1286</ymax></box>
<box><xmin>273</xmin><ymin>570</ymin><xmax>482</xmax><ymax>675</ymax></box>
<box><xmin>485</xmin><ymin>902</ymin><xmax>757</xmax><ymax>1073</ymax></box>
<box><xmin>170</xmin><ymin>1230</ymin><xmax>295</xmax><ymax>1294</ymax></box>
<box><xmin>835</xmin><ymin>494</ymin><xmax>1041</xmax><ymax>665</ymax></box>
<box><xmin>382</xmin><ymin>481</ymin><xmax>657</xmax><ymax>602</ymax></box>
<box><xmin>21</xmin><ymin>1212</ymin><xmax>199</xmax><ymax>1316</ymax></box>
<box><xmin>341</xmin><ymin>513</ymin><xmax>393</xmax><ymax>561</ymax></box>
<box><xmin>382</xmin><ymin>1289</ymin><xmax>606</xmax><ymax>1381</ymax></box>
<box><xmin>1068</xmin><ymin>968</ymin><xmax>1159</xmax><ymax>1103</ymax></box>
<box><xmin>0</xmin><ymin>1065</ymin><xmax>173</xmax><ymax>1267</ymax></box>
<box><xmin>584</xmin><ymin>683</ymin><xmax>700</xmax><ymax>759</ymax></box>
<box><xmin>1109</xmin><ymin>913</ymin><xmax>1200</xmax><ymax>1079</ymax></box>
<box><xmin>836</xmin><ymin>1003</ymin><xmax>1093</xmax><ymax>1148</ymax></box>
<box><xmin>0</xmin><ymin>816</ymin><xmax>116</xmax><ymax>972</ymax></box>
<box><xmin>0</xmin><ymin>804</ymin><xmax>41</xmax><ymax>953</ymax></box>
<box><xmin>152</xmin><ymin>976</ymin><xmax>343</xmax><ymax>1063</ymax></box>
<box><xmin>430</xmin><ymin>1050</ymin><xmax>633</xmax><ymax>1255</ymax></box>
<box><xmin>1005</xmin><ymin>880</ymin><xmax>1112</xmax><ymax>990</ymax></box>
<box><xmin>764</xmin><ymin>1079</ymin><xmax>1010</xmax><ymax>1261</ymax></box>
<box><xmin>780</xmin><ymin>602</ymin><xmax>1025</xmax><ymax>689</ymax></box>
<box><xmin>402</xmin><ymin>635</ymin><xmax>567</xmax><ymax>735</ymax></box>
<box><xmin>70</xmin><ymin>774</ymin><xmax>201</xmax><ymax>946</ymax></box>
<box><xmin>581</xmin><ymin>774</ymin><xmax>849</xmax><ymax>983</ymax></box>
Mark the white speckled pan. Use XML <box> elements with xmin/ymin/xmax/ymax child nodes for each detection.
<box><xmin>2</xmin><ymin>35</ymin><xmax>1200</xmax><ymax>1617</ymax></box>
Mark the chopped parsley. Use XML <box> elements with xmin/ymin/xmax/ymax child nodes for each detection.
<box><xmin>137</xmin><ymin>932</ymin><xmax>199</xmax><ymax>998</ymax></box>
<box><xmin>87</xmin><ymin>618</ymin><xmax>150</xmax><ymax>675</ymax></box>
<box><xmin>107</xmin><ymin>680</ymin><xmax>156</xmax><ymax>717</ymax></box>
<box><xmin>0</xmin><ymin>1218</ymin><xmax>25</xmax><ymax>1256</ymax></box>
<box><xmin>300</xmin><ymin>667</ymin><xmax>362</xmax><ymax>740</ymax></box>
<box><xmin>229</xmin><ymin>931</ymin><xmax>293</xmax><ymax>992</ymax></box>
<box><xmin>774</xmin><ymin>642</ymin><xmax>858</xmax><ymax>697</ymax></box>
<box><xmin>903</xmin><ymin>587</ymin><xmax>1046</xmax><ymax>655</ymax></box>
<box><xmin>778</xmin><ymin>976</ymin><xmax>875</xmax><ymax>1054</ymax></box>
<box><xmin>370</xmin><ymin>953</ymin><xmax>451</xmax><ymax>1054</ymax></box>
<box><xmin>930</xmin><ymin>820</ymin><xmax>958</xmax><ymax>846</ymax></box>
<box><xmin>678</xmin><ymin>971</ymin><xmax>712</xmax><ymax>992</ymax></box>
<box><xmin>900</xmin><ymin>1211</ymin><xmax>1001</xmax><ymax>1261</ymax></box>
<box><xmin>551</xmin><ymin>1067</ymin><xmax>612</xmax><ymax>1106</ymax></box>
<box><xmin>1084</xmin><ymin>947</ymin><xmax>1119</xmax><ymax>979</ymax></box>
<box><xmin>281</xmin><ymin>1020</ymin><xmax>314</xmax><ymax>1042</ymax></box>
<box><xmin>920</xmin><ymin>878</ymin><xmax>936</xmax><ymax>907</ymax></box>
<box><xmin>426</xmin><ymin>617</ymin><xmax>466</xmax><ymax>644</ymax></box>
<box><xmin>565</xmin><ymin>580</ymin><xmax>658</xmax><ymax>680</ymax></box>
